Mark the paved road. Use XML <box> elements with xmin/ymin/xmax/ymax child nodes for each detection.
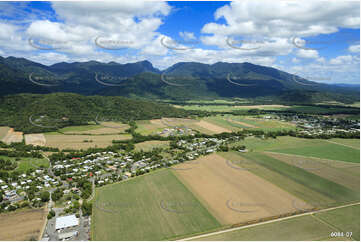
<box><xmin>180</xmin><ymin>202</ymin><xmax>360</xmax><ymax>241</ymax></box>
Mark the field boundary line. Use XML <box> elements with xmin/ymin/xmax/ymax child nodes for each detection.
<box><xmin>38</xmin><ymin>205</ymin><xmax>48</xmax><ymax>240</ymax></box>
<box><xmin>324</xmin><ymin>140</ymin><xmax>360</xmax><ymax>150</ymax></box>
<box><xmin>264</xmin><ymin>151</ymin><xmax>360</xmax><ymax>166</ymax></box>
<box><xmin>180</xmin><ymin>202</ymin><xmax>360</xmax><ymax>241</ymax></box>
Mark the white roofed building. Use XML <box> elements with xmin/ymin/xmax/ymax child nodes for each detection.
<box><xmin>55</xmin><ymin>215</ymin><xmax>79</xmax><ymax>230</ymax></box>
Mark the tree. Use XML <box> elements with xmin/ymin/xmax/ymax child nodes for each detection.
<box><xmin>81</xmin><ymin>201</ymin><xmax>93</xmax><ymax>216</ymax></box>
<box><xmin>40</xmin><ymin>191</ymin><xmax>50</xmax><ymax>202</ymax></box>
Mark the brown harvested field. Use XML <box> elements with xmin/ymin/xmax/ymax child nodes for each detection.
<box><xmin>0</xmin><ymin>208</ymin><xmax>47</xmax><ymax>241</ymax></box>
<box><xmin>194</xmin><ymin>120</ymin><xmax>231</xmax><ymax>134</ymax></box>
<box><xmin>265</xmin><ymin>152</ymin><xmax>360</xmax><ymax>191</ymax></box>
<box><xmin>0</xmin><ymin>126</ymin><xmax>10</xmax><ymax>140</ymax></box>
<box><xmin>2</xmin><ymin>128</ymin><xmax>23</xmax><ymax>144</ymax></box>
<box><xmin>173</xmin><ymin>154</ymin><xmax>310</xmax><ymax>225</ymax></box>
<box><xmin>44</xmin><ymin>133</ymin><xmax>131</xmax><ymax>150</ymax></box>
<box><xmin>24</xmin><ymin>133</ymin><xmax>46</xmax><ymax>146</ymax></box>
<box><xmin>226</xmin><ymin>118</ymin><xmax>257</xmax><ymax>128</ymax></box>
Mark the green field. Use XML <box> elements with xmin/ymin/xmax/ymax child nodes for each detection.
<box><xmin>232</xmin><ymin>136</ymin><xmax>360</xmax><ymax>163</ymax></box>
<box><xmin>0</xmin><ymin>155</ymin><xmax>49</xmax><ymax>173</ymax></box>
<box><xmin>329</xmin><ymin>138</ymin><xmax>360</xmax><ymax>149</ymax></box>
<box><xmin>58</xmin><ymin>124</ymin><xmax>101</xmax><ymax>133</ymax></box>
<box><xmin>180</xmin><ymin>105</ymin><xmax>288</xmax><ymax>112</ymax></box>
<box><xmin>271</xmin><ymin>142</ymin><xmax>360</xmax><ymax>163</ymax></box>
<box><xmin>194</xmin><ymin>205</ymin><xmax>359</xmax><ymax>241</ymax></box>
<box><xmin>242</xmin><ymin>152</ymin><xmax>359</xmax><ymax>205</ymax></box>
<box><xmin>92</xmin><ymin>169</ymin><xmax>220</xmax><ymax>240</ymax></box>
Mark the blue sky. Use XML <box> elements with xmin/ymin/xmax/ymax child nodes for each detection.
<box><xmin>0</xmin><ymin>1</ymin><xmax>359</xmax><ymax>84</ymax></box>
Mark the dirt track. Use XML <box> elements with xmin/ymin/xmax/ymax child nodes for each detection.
<box><xmin>173</xmin><ymin>154</ymin><xmax>310</xmax><ymax>225</ymax></box>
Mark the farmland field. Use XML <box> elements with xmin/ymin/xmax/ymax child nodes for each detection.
<box><xmin>58</xmin><ymin>122</ymin><xmax>129</xmax><ymax>135</ymax></box>
<box><xmin>232</xmin><ymin>136</ymin><xmax>360</xmax><ymax>164</ymax></box>
<box><xmin>327</xmin><ymin>138</ymin><xmax>360</xmax><ymax>149</ymax></box>
<box><xmin>135</xmin><ymin>119</ymin><xmax>167</xmax><ymax>135</ymax></box>
<box><xmin>92</xmin><ymin>169</ymin><xmax>220</xmax><ymax>241</ymax></box>
<box><xmin>180</xmin><ymin>104</ymin><xmax>289</xmax><ymax>112</ymax></box>
<box><xmin>0</xmin><ymin>208</ymin><xmax>47</xmax><ymax>241</ymax></box>
<box><xmin>270</xmin><ymin>142</ymin><xmax>360</xmax><ymax>163</ymax></box>
<box><xmin>265</xmin><ymin>152</ymin><xmax>360</xmax><ymax>191</ymax></box>
<box><xmin>44</xmin><ymin>133</ymin><xmax>131</xmax><ymax>150</ymax></box>
<box><xmin>0</xmin><ymin>126</ymin><xmax>10</xmax><ymax>140</ymax></box>
<box><xmin>173</xmin><ymin>153</ymin><xmax>310</xmax><ymax>225</ymax></box>
<box><xmin>193</xmin><ymin>205</ymin><xmax>359</xmax><ymax>241</ymax></box>
<box><xmin>241</xmin><ymin>152</ymin><xmax>359</xmax><ymax>205</ymax></box>
<box><xmin>1</xmin><ymin>128</ymin><xmax>23</xmax><ymax>144</ymax></box>
<box><xmin>135</xmin><ymin>140</ymin><xmax>170</xmax><ymax>151</ymax></box>
<box><xmin>24</xmin><ymin>133</ymin><xmax>46</xmax><ymax>146</ymax></box>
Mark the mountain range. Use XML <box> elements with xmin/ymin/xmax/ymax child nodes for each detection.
<box><xmin>0</xmin><ymin>56</ymin><xmax>358</xmax><ymax>103</ymax></box>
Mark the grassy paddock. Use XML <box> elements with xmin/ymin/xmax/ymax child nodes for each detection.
<box><xmin>92</xmin><ymin>169</ymin><xmax>220</xmax><ymax>241</ymax></box>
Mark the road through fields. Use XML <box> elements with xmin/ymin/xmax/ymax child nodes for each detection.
<box><xmin>180</xmin><ymin>202</ymin><xmax>360</xmax><ymax>241</ymax></box>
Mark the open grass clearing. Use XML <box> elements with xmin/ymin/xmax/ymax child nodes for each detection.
<box><xmin>173</xmin><ymin>153</ymin><xmax>309</xmax><ymax>226</ymax></box>
<box><xmin>0</xmin><ymin>208</ymin><xmax>47</xmax><ymax>241</ymax></box>
<box><xmin>0</xmin><ymin>155</ymin><xmax>49</xmax><ymax>173</ymax></box>
<box><xmin>92</xmin><ymin>169</ymin><xmax>220</xmax><ymax>241</ymax></box>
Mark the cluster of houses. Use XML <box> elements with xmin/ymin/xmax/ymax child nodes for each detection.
<box><xmin>0</xmin><ymin>167</ymin><xmax>60</xmax><ymax>212</ymax></box>
<box><xmin>157</xmin><ymin>126</ymin><xmax>195</xmax><ymax>137</ymax></box>
<box><xmin>279</xmin><ymin>114</ymin><xmax>360</xmax><ymax>136</ymax></box>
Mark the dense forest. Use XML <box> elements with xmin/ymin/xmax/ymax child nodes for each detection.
<box><xmin>0</xmin><ymin>93</ymin><xmax>202</xmax><ymax>133</ymax></box>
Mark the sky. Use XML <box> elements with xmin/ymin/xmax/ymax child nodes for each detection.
<box><xmin>0</xmin><ymin>0</ymin><xmax>359</xmax><ymax>84</ymax></box>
